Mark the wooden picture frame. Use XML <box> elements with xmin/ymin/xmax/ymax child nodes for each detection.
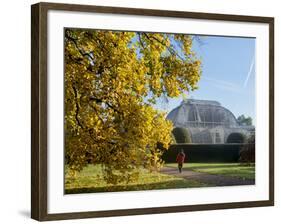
<box><xmin>31</xmin><ymin>2</ymin><xmax>274</xmax><ymax>221</ymax></box>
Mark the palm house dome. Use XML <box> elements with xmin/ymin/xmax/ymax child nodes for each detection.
<box><xmin>167</xmin><ymin>99</ymin><xmax>254</xmax><ymax>144</ymax></box>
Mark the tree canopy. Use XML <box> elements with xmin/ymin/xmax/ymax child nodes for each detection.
<box><xmin>64</xmin><ymin>29</ymin><xmax>201</xmax><ymax>184</ymax></box>
<box><xmin>237</xmin><ymin>115</ymin><xmax>253</xmax><ymax>126</ymax></box>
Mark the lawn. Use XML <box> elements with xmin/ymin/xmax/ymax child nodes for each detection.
<box><xmin>165</xmin><ymin>163</ymin><xmax>255</xmax><ymax>180</ymax></box>
<box><xmin>65</xmin><ymin>164</ymin><xmax>209</xmax><ymax>194</ymax></box>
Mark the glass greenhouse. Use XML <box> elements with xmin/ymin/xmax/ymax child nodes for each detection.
<box><xmin>167</xmin><ymin>99</ymin><xmax>255</xmax><ymax>144</ymax></box>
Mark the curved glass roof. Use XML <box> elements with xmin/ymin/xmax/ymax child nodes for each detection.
<box><xmin>167</xmin><ymin>99</ymin><xmax>238</xmax><ymax>128</ymax></box>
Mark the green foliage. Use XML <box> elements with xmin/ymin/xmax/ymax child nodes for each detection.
<box><xmin>172</xmin><ymin>127</ymin><xmax>192</xmax><ymax>143</ymax></box>
<box><xmin>64</xmin><ymin>29</ymin><xmax>201</xmax><ymax>184</ymax></box>
<box><xmin>237</xmin><ymin>115</ymin><xmax>253</xmax><ymax>126</ymax></box>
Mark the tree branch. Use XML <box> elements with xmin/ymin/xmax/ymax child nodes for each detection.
<box><xmin>137</xmin><ymin>33</ymin><xmax>145</xmax><ymax>50</ymax></box>
<box><xmin>89</xmin><ymin>96</ymin><xmax>121</xmax><ymax>114</ymax></box>
<box><xmin>143</xmin><ymin>33</ymin><xmax>185</xmax><ymax>61</ymax></box>
<box><xmin>72</xmin><ymin>83</ymin><xmax>84</xmax><ymax>129</ymax></box>
<box><xmin>65</xmin><ymin>31</ymin><xmax>94</xmax><ymax>60</ymax></box>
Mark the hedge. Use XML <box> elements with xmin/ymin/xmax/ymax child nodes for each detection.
<box><xmin>162</xmin><ymin>144</ymin><xmax>245</xmax><ymax>163</ymax></box>
<box><xmin>226</xmin><ymin>132</ymin><xmax>246</xmax><ymax>143</ymax></box>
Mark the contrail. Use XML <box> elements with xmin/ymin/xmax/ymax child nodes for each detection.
<box><xmin>243</xmin><ymin>56</ymin><xmax>255</xmax><ymax>88</ymax></box>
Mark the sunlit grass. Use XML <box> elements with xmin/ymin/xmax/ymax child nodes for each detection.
<box><xmin>65</xmin><ymin>164</ymin><xmax>210</xmax><ymax>194</ymax></box>
<box><xmin>165</xmin><ymin>163</ymin><xmax>255</xmax><ymax>180</ymax></box>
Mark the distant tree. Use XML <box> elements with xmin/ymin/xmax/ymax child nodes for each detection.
<box><xmin>172</xmin><ymin>127</ymin><xmax>192</xmax><ymax>143</ymax></box>
<box><xmin>239</xmin><ymin>135</ymin><xmax>255</xmax><ymax>163</ymax></box>
<box><xmin>237</xmin><ymin>115</ymin><xmax>252</xmax><ymax>126</ymax></box>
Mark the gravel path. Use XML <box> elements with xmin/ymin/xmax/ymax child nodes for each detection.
<box><xmin>161</xmin><ymin>167</ymin><xmax>255</xmax><ymax>186</ymax></box>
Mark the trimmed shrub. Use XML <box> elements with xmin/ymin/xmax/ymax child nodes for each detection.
<box><xmin>227</xmin><ymin>132</ymin><xmax>246</xmax><ymax>143</ymax></box>
<box><xmin>239</xmin><ymin>135</ymin><xmax>255</xmax><ymax>163</ymax></box>
<box><xmin>172</xmin><ymin>127</ymin><xmax>192</xmax><ymax>143</ymax></box>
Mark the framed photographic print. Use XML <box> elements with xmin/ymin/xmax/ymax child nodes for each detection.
<box><xmin>31</xmin><ymin>2</ymin><xmax>274</xmax><ymax>221</ymax></box>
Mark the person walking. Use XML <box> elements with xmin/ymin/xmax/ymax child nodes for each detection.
<box><xmin>176</xmin><ymin>149</ymin><xmax>186</xmax><ymax>173</ymax></box>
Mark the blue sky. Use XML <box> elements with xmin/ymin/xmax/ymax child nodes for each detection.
<box><xmin>156</xmin><ymin>35</ymin><xmax>256</xmax><ymax>125</ymax></box>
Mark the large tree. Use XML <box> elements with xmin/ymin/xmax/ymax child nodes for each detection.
<box><xmin>64</xmin><ymin>29</ymin><xmax>201</xmax><ymax>184</ymax></box>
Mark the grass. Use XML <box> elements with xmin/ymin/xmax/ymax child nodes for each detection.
<box><xmin>165</xmin><ymin>163</ymin><xmax>255</xmax><ymax>180</ymax></box>
<box><xmin>65</xmin><ymin>164</ymin><xmax>210</xmax><ymax>194</ymax></box>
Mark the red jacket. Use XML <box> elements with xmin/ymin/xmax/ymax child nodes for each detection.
<box><xmin>176</xmin><ymin>152</ymin><xmax>186</xmax><ymax>164</ymax></box>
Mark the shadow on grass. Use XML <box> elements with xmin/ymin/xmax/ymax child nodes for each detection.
<box><xmin>65</xmin><ymin>179</ymin><xmax>208</xmax><ymax>194</ymax></box>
